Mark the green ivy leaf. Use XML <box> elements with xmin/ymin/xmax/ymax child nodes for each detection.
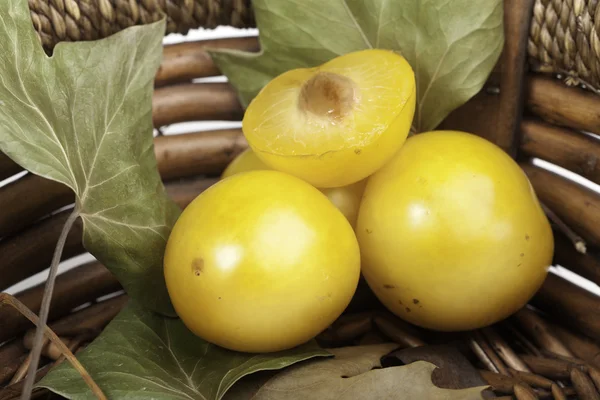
<box><xmin>0</xmin><ymin>0</ymin><xmax>180</xmax><ymax>315</ymax></box>
<box><xmin>37</xmin><ymin>301</ymin><xmax>331</xmax><ymax>400</ymax></box>
<box><xmin>210</xmin><ymin>0</ymin><xmax>504</xmax><ymax>132</ymax></box>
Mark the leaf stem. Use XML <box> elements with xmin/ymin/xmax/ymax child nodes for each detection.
<box><xmin>17</xmin><ymin>208</ymin><xmax>95</xmax><ymax>400</ymax></box>
<box><xmin>0</xmin><ymin>293</ymin><xmax>106</xmax><ymax>399</ymax></box>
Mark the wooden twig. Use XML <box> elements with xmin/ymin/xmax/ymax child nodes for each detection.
<box><xmin>482</xmin><ymin>327</ymin><xmax>531</xmax><ymax>372</ymax></box>
<box><xmin>570</xmin><ymin>367</ymin><xmax>600</xmax><ymax>400</ymax></box>
<box><xmin>514</xmin><ymin>308</ymin><xmax>573</xmax><ymax>357</ymax></box>
<box><xmin>372</xmin><ymin>314</ymin><xmax>425</xmax><ymax>348</ymax></box>
<box><xmin>513</xmin><ymin>383</ymin><xmax>539</xmax><ymax>400</ymax></box>
<box><xmin>155</xmin><ymin>37</ymin><xmax>259</xmax><ymax>87</ymax></box>
<box><xmin>21</xmin><ymin>208</ymin><xmax>81</xmax><ymax>400</ymax></box>
<box><xmin>470</xmin><ymin>339</ymin><xmax>500</xmax><ymax>373</ymax></box>
<box><xmin>504</xmin><ymin>322</ymin><xmax>543</xmax><ymax>356</ymax></box>
<box><xmin>541</xmin><ymin>203</ymin><xmax>587</xmax><ymax>254</ymax></box>
<box><xmin>0</xmin><ymin>294</ymin><xmax>105</xmax><ymax>399</ymax></box>
<box><xmin>8</xmin><ymin>338</ymin><xmax>48</xmax><ymax>385</ymax></box>
<box><xmin>152</xmin><ymin>83</ymin><xmax>243</xmax><ymax>128</ymax></box>
<box><xmin>520</xmin><ymin>354</ymin><xmax>582</xmax><ymax>379</ymax></box>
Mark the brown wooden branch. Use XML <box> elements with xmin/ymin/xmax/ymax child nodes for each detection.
<box><xmin>521</xmin><ymin>162</ymin><xmax>600</xmax><ymax>246</ymax></box>
<box><xmin>513</xmin><ymin>308</ymin><xmax>573</xmax><ymax>358</ymax></box>
<box><xmin>570</xmin><ymin>367</ymin><xmax>600</xmax><ymax>400</ymax></box>
<box><xmin>520</xmin><ymin>354</ymin><xmax>582</xmax><ymax>379</ymax></box>
<box><xmin>0</xmin><ymin>294</ymin><xmax>106</xmax><ymax>399</ymax></box>
<box><xmin>472</xmin><ymin>331</ymin><xmax>510</xmax><ymax>375</ymax></box>
<box><xmin>372</xmin><ymin>313</ymin><xmax>425</xmax><ymax>348</ymax></box>
<box><xmin>0</xmin><ymin>341</ymin><xmax>27</xmax><ymax>385</ymax></box>
<box><xmin>481</xmin><ymin>327</ymin><xmax>532</xmax><ymax>372</ymax></box>
<box><xmin>532</xmin><ymin>273</ymin><xmax>600</xmax><ymax>342</ymax></box>
<box><xmin>0</xmin><ymin>209</ymin><xmax>85</xmax><ymax>292</ymax></box>
<box><xmin>520</xmin><ymin>119</ymin><xmax>600</xmax><ymax>185</ymax></box>
<box><xmin>549</xmin><ymin>323</ymin><xmax>600</xmax><ymax>369</ymax></box>
<box><xmin>0</xmin><ymin>174</ymin><xmax>73</xmax><ymax>239</ymax></box>
<box><xmin>155</xmin><ymin>128</ymin><xmax>247</xmax><ymax>180</ymax></box>
<box><xmin>156</xmin><ymin>37</ymin><xmax>259</xmax><ymax>87</ymax></box>
<box><xmin>0</xmin><ymin>261</ymin><xmax>120</xmax><ymax>343</ymax></box>
<box><xmin>553</xmin><ymin>231</ymin><xmax>600</xmax><ymax>287</ymax></box>
<box><xmin>542</xmin><ymin>204</ymin><xmax>587</xmax><ymax>254</ymax></box>
<box><xmin>526</xmin><ymin>75</ymin><xmax>600</xmax><ymax>135</ymax></box>
<box><xmin>152</xmin><ymin>83</ymin><xmax>244</xmax><ymax>128</ymax></box>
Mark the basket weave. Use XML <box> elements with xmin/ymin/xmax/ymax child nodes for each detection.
<box><xmin>2</xmin><ymin>0</ymin><xmax>600</xmax><ymax>399</ymax></box>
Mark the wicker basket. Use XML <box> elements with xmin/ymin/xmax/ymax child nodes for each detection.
<box><xmin>2</xmin><ymin>0</ymin><xmax>600</xmax><ymax>399</ymax></box>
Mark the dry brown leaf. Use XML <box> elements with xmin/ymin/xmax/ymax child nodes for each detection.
<box><xmin>225</xmin><ymin>343</ymin><xmax>489</xmax><ymax>400</ymax></box>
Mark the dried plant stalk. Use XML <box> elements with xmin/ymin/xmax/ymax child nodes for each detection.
<box><xmin>0</xmin><ymin>174</ymin><xmax>73</xmax><ymax>238</ymax></box>
<box><xmin>0</xmin><ymin>261</ymin><xmax>119</xmax><ymax>343</ymax></box>
<box><xmin>0</xmin><ymin>294</ymin><xmax>105</xmax><ymax>399</ymax></box>
<box><xmin>9</xmin><ymin>338</ymin><xmax>49</xmax><ymax>384</ymax></box>
<box><xmin>331</xmin><ymin>313</ymin><xmax>373</xmax><ymax>342</ymax></box>
<box><xmin>520</xmin><ymin>354</ymin><xmax>578</xmax><ymax>379</ymax></box>
<box><xmin>514</xmin><ymin>308</ymin><xmax>573</xmax><ymax>357</ymax></box>
<box><xmin>520</xmin><ymin>119</ymin><xmax>600</xmax><ymax>186</ymax></box>
<box><xmin>470</xmin><ymin>339</ymin><xmax>500</xmax><ymax>373</ymax></box>
<box><xmin>551</xmin><ymin>383</ymin><xmax>568</xmax><ymax>400</ymax></box>
<box><xmin>482</xmin><ymin>327</ymin><xmax>531</xmax><ymax>372</ymax></box>
<box><xmin>542</xmin><ymin>204</ymin><xmax>587</xmax><ymax>253</ymax></box>
<box><xmin>509</xmin><ymin>369</ymin><xmax>553</xmax><ymax>389</ymax></box>
<box><xmin>373</xmin><ymin>314</ymin><xmax>425</xmax><ymax>348</ymax></box>
<box><xmin>0</xmin><ymin>341</ymin><xmax>27</xmax><ymax>385</ymax></box>
<box><xmin>472</xmin><ymin>331</ymin><xmax>510</xmax><ymax>375</ymax></box>
<box><xmin>152</xmin><ymin>83</ymin><xmax>244</xmax><ymax>128</ymax></box>
<box><xmin>49</xmin><ymin>294</ymin><xmax>128</xmax><ymax>337</ymax></box>
<box><xmin>570</xmin><ymin>367</ymin><xmax>600</xmax><ymax>400</ymax></box>
<box><xmin>156</xmin><ymin>37</ymin><xmax>259</xmax><ymax>86</ymax></box>
<box><xmin>532</xmin><ymin>273</ymin><xmax>600</xmax><ymax>342</ymax></box>
<box><xmin>513</xmin><ymin>383</ymin><xmax>539</xmax><ymax>400</ymax></box>
<box><xmin>526</xmin><ymin>75</ymin><xmax>600</xmax><ymax>135</ymax></box>
<box><xmin>553</xmin><ymin>232</ymin><xmax>600</xmax><ymax>287</ymax></box>
<box><xmin>0</xmin><ymin>209</ymin><xmax>85</xmax><ymax>293</ymax></box>
<box><xmin>479</xmin><ymin>370</ymin><xmax>518</xmax><ymax>394</ymax></box>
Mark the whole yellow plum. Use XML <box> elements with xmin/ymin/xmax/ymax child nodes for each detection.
<box><xmin>356</xmin><ymin>131</ymin><xmax>554</xmax><ymax>331</ymax></box>
<box><xmin>164</xmin><ymin>170</ymin><xmax>361</xmax><ymax>352</ymax></box>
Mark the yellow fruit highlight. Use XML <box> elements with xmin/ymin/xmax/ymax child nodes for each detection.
<box><xmin>222</xmin><ymin>148</ymin><xmax>366</xmax><ymax>228</ymax></box>
<box><xmin>164</xmin><ymin>170</ymin><xmax>361</xmax><ymax>353</ymax></box>
<box><xmin>242</xmin><ymin>49</ymin><xmax>416</xmax><ymax>188</ymax></box>
<box><xmin>356</xmin><ymin>131</ymin><xmax>554</xmax><ymax>331</ymax></box>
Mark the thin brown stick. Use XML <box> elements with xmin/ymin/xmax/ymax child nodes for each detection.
<box><xmin>372</xmin><ymin>314</ymin><xmax>425</xmax><ymax>348</ymax></box>
<box><xmin>551</xmin><ymin>383</ymin><xmax>568</xmax><ymax>400</ymax></box>
<box><xmin>8</xmin><ymin>338</ymin><xmax>48</xmax><ymax>385</ymax></box>
<box><xmin>532</xmin><ymin>273</ymin><xmax>600</xmax><ymax>342</ymax></box>
<box><xmin>571</xmin><ymin>367</ymin><xmax>600</xmax><ymax>400</ymax></box>
<box><xmin>331</xmin><ymin>313</ymin><xmax>373</xmax><ymax>342</ymax></box>
<box><xmin>21</xmin><ymin>208</ymin><xmax>80</xmax><ymax>400</ymax></box>
<box><xmin>482</xmin><ymin>327</ymin><xmax>532</xmax><ymax>372</ymax></box>
<box><xmin>520</xmin><ymin>354</ymin><xmax>579</xmax><ymax>379</ymax></box>
<box><xmin>0</xmin><ymin>294</ymin><xmax>105</xmax><ymax>399</ymax></box>
<box><xmin>514</xmin><ymin>308</ymin><xmax>573</xmax><ymax>358</ymax></box>
<box><xmin>509</xmin><ymin>369</ymin><xmax>553</xmax><ymax>389</ymax></box>
<box><xmin>553</xmin><ymin>232</ymin><xmax>600</xmax><ymax>287</ymax></box>
<box><xmin>541</xmin><ymin>203</ymin><xmax>587</xmax><ymax>254</ymax></box>
<box><xmin>470</xmin><ymin>339</ymin><xmax>500</xmax><ymax>373</ymax></box>
<box><xmin>513</xmin><ymin>383</ymin><xmax>539</xmax><ymax>400</ymax></box>
<box><xmin>505</xmin><ymin>322</ymin><xmax>543</xmax><ymax>356</ymax></box>
<box><xmin>1</xmin><ymin>261</ymin><xmax>120</xmax><ymax>344</ymax></box>
<box><xmin>152</xmin><ymin>83</ymin><xmax>243</xmax><ymax>128</ymax></box>
<box><xmin>156</xmin><ymin>37</ymin><xmax>259</xmax><ymax>86</ymax></box>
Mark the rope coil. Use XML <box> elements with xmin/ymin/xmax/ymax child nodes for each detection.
<box><xmin>28</xmin><ymin>0</ymin><xmax>600</xmax><ymax>92</ymax></box>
